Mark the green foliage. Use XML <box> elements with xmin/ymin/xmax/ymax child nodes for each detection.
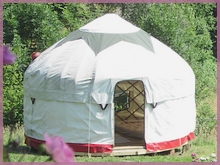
<box><xmin>3</xmin><ymin>34</ymin><xmax>28</xmax><ymax>126</ymax></box>
<box><xmin>114</xmin><ymin>91</ymin><xmax>130</xmax><ymax>112</ymax></box>
<box><xmin>51</xmin><ymin>3</ymin><xmax>117</xmax><ymax>32</ymax></box>
<box><xmin>4</xmin><ymin>3</ymin><xmax>66</xmax><ymax>52</ymax></box>
<box><xmin>192</xmin><ymin>3</ymin><xmax>217</xmax><ymax>58</ymax></box>
<box><xmin>195</xmin><ymin>102</ymin><xmax>217</xmax><ymax>138</ymax></box>
<box><xmin>3</xmin><ymin>3</ymin><xmax>66</xmax><ymax>126</ymax></box>
<box><xmin>3</xmin><ymin>64</ymin><xmax>24</xmax><ymax>126</ymax></box>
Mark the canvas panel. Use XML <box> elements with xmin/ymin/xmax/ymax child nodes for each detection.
<box><xmin>91</xmin><ymin>41</ymin><xmax>195</xmax><ymax>104</ymax></box>
<box><xmin>79</xmin><ymin>13</ymin><xmax>140</xmax><ymax>34</ymax></box>
<box><xmin>145</xmin><ymin>94</ymin><xmax>196</xmax><ymax>143</ymax></box>
<box><xmin>54</xmin><ymin>29</ymin><xmax>154</xmax><ymax>55</ymax></box>
<box><xmin>24</xmin><ymin>14</ymin><xmax>195</xmax><ymax>105</ymax></box>
<box><xmin>55</xmin><ymin>13</ymin><xmax>154</xmax><ymax>54</ymax></box>
<box><xmin>24</xmin><ymin>39</ymin><xmax>95</xmax><ymax>103</ymax></box>
<box><xmin>24</xmin><ymin>96</ymin><xmax>114</xmax><ymax>144</ymax></box>
<box><xmin>150</xmin><ymin>35</ymin><xmax>195</xmax><ymax>79</ymax></box>
<box><xmin>146</xmin><ymin>132</ymin><xmax>195</xmax><ymax>152</ymax></box>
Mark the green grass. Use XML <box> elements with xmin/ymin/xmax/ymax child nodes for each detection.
<box><xmin>3</xmin><ymin>125</ymin><xmax>217</xmax><ymax>162</ymax></box>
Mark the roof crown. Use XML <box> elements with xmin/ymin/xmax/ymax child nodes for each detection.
<box><xmin>79</xmin><ymin>13</ymin><xmax>140</xmax><ymax>34</ymax></box>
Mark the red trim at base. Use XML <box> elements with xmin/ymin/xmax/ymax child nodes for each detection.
<box><xmin>25</xmin><ymin>132</ymin><xmax>194</xmax><ymax>153</ymax></box>
<box><xmin>67</xmin><ymin>143</ymin><xmax>113</xmax><ymax>153</ymax></box>
<box><xmin>25</xmin><ymin>135</ymin><xmax>113</xmax><ymax>153</ymax></box>
<box><xmin>146</xmin><ymin>132</ymin><xmax>195</xmax><ymax>152</ymax></box>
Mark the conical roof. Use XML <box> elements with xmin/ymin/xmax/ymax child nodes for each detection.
<box><xmin>24</xmin><ymin>13</ymin><xmax>195</xmax><ymax>104</ymax></box>
<box><xmin>55</xmin><ymin>13</ymin><xmax>154</xmax><ymax>55</ymax></box>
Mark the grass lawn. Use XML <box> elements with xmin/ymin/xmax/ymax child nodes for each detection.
<box><xmin>3</xmin><ymin>125</ymin><xmax>217</xmax><ymax>162</ymax></box>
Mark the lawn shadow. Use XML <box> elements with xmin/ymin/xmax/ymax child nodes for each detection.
<box><xmin>4</xmin><ymin>144</ymin><xmax>48</xmax><ymax>156</ymax></box>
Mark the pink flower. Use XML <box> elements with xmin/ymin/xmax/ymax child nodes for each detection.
<box><xmin>193</xmin><ymin>158</ymin><xmax>199</xmax><ymax>162</ymax></box>
<box><xmin>44</xmin><ymin>133</ymin><xmax>75</xmax><ymax>162</ymax></box>
<box><xmin>191</xmin><ymin>153</ymin><xmax>197</xmax><ymax>158</ymax></box>
<box><xmin>3</xmin><ymin>45</ymin><xmax>17</xmax><ymax>65</ymax></box>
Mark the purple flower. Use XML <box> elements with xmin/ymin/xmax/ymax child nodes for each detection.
<box><xmin>193</xmin><ymin>158</ymin><xmax>199</xmax><ymax>162</ymax></box>
<box><xmin>3</xmin><ymin>45</ymin><xmax>17</xmax><ymax>65</ymax></box>
<box><xmin>44</xmin><ymin>133</ymin><xmax>75</xmax><ymax>162</ymax></box>
<box><xmin>191</xmin><ymin>153</ymin><xmax>197</xmax><ymax>158</ymax></box>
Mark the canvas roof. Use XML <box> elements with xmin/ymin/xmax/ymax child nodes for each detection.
<box><xmin>24</xmin><ymin>14</ymin><xmax>195</xmax><ymax>104</ymax></box>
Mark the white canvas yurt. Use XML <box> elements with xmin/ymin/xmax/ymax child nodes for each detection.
<box><xmin>23</xmin><ymin>13</ymin><xmax>196</xmax><ymax>155</ymax></box>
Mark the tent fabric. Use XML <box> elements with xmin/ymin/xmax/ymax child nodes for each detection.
<box><xmin>55</xmin><ymin>29</ymin><xmax>155</xmax><ymax>55</ymax></box>
<box><xmin>24</xmin><ymin>13</ymin><xmax>195</xmax><ymax>104</ymax></box>
<box><xmin>146</xmin><ymin>132</ymin><xmax>195</xmax><ymax>152</ymax></box>
<box><xmin>24</xmin><ymin>39</ymin><xmax>95</xmax><ymax>103</ymax></box>
<box><xmin>23</xmin><ymin>13</ymin><xmax>196</xmax><ymax>153</ymax></box>
<box><xmin>24</xmin><ymin>38</ymin><xmax>195</xmax><ymax>104</ymax></box>
<box><xmin>91</xmin><ymin>40</ymin><xmax>195</xmax><ymax>104</ymax></box>
<box><xmin>79</xmin><ymin>13</ymin><xmax>140</xmax><ymax>34</ymax></box>
<box><xmin>24</xmin><ymin>97</ymin><xmax>114</xmax><ymax>144</ymax></box>
<box><xmin>145</xmin><ymin>94</ymin><xmax>196</xmax><ymax>143</ymax></box>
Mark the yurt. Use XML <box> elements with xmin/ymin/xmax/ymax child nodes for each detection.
<box><xmin>23</xmin><ymin>13</ymin><xmax>196</xmax><ymax>156</ymax></box>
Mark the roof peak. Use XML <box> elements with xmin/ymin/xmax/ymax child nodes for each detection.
<box><xmin>79</xmin><ymin>13</ymin><xmax>140</xmax><ymax>34</ymax></box>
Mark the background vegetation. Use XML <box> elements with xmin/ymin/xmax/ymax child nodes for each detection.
<box><xmin>3</xmin><ymin>3</ymin><xmax>217</xmax><ymax>159</ymax></box>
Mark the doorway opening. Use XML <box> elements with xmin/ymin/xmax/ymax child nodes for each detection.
<box><xmin>114</xmin><ymin>80</ymin><xmax>145</xmax><ymax>147</ymax></box>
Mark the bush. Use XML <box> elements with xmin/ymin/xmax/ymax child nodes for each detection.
<box><xmin>195</xmin><ymin>102</ymin><xmax>217</xmax><ymax>139</ymax></box>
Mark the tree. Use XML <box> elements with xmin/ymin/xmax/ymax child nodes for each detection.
<box><xmin>51</xmin><ymin>3</ymin><xmax>117</xmax><ymax>32</ymax></box>
<box><xmin>3</xmin><ymin>3</ymin><xmax>66</xmax><ymax>125</ymax></box>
